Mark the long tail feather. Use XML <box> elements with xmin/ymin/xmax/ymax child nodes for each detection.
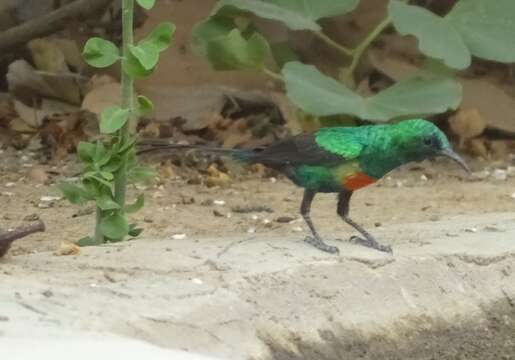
<box><xmin>136</xmin><ymin>143</ymin><xmax>256</xmax><ymax>163</ymax></box>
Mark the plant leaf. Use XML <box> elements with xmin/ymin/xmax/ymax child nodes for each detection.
<box><xmin>213</xmin><ymin>0</ymin><xmax>359</xmax><ymax>31</ymax></box>
<box><xmin>100</xmin><ymin>106</ymin><xmax>130</xmax><ymax>134</ymax></box>
<box><xmin>137</xmin><ymin>95</ymin><xmax>154</xmax><ymax>114</ymax></box>
<box><xmin>136</xmin><ymin>0</ymin><xmax>155</xmax><ymax>10</ymax></box>
<box><xmin>128</xmin><ymin>42</ymin><xmax>159</xmax><ymax>70</ymax></box>
<box><xmin>97</xmin><ymin>191</ymin><xmax>120</xmax><ymax>211</ymax></box>
<box><xmin>59</xmin><ymin>183</ymin><xmax>93</xmax><ymax>204</ymax></box>
<box><xmin>82</xmin><ymin>38</ymin><xmax>119</xmax><ymax>68</ymax></box>
<box><xmin>122</xmin><ymin>50</ymin><xmax>154</xmax><ymax>78</ymax></box>
<box><xmin>76</xmin><ymin>236</ymin><xmax>102</xmax><ymax>247</ymax></box>
<box><xmin>77</xmin><ymin>141</ymin><xmax>96</xmax><ymax>162</ymax></box>
<box><xmin>207</xmin><ymin>28</ymin><xmax>270</xmax><ymax>70</ymax></box>
<box><xmin>282</xmin><ymin>62</ymin><xmax>462</xmax><ymax>121</ymax></box>
<box><xmin>446</xmin><ymin>0</ymin><xmax>515</xmax><ymax>63</ymax></box>
<box><xmin>100</xmin><ymin>211</ymin><xmax>129</xmax><ymax>240</ymax></box>
<box><xmin>125</xmin><ymin>194</ymin><xmax>144</xmax><ymax>214</ymax></box>
<box><xmin>389</xmin><ymin>1</ymin><xmax>470</xmax><ymax>70</ymax></box>
<box><xmin>192</xmin><ymin>16</ymin><xmax>237</xmax><ymax>56</ymax></box>
<box><xmin>144</xmin><ymin>22</ymin><xmax>176</xmax><ymax>52</ymax></box>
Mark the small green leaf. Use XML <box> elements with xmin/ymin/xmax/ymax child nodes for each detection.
<box><xmin>100</xmin><ymin>171</ymin><xmax>114</xmax><ymax>181</ymax></box>
<box><xmin>76</xmin><ymin>236</ymin><xmax>102</xmax><ymax>247</ymax></box>
<box><xmin>83</xmin><ymin>172</ymin><xmax>113</xmax><ymax>188</ymax></box>
<box><xmin>389</xmin><ymin>1</ymin><xmax>470</xmax><ymax>70</ymax></box>
<box><xmin>100</xmin><ymin>106</ymin><xmax>130</xmax><ymax>134</ymax></box>
<box><xmin>100</xmin><ymin>211</ymin><xmax>129</xmax><ymax>240</ymax></box>
<box><xmin>102</xmin><ymin>156</ymin><xmax>123</xmax><ymax>173</ymax></box>
<box><xmin>212</xmin><ymin>0</ymin><xmax>359</xmax><ymax>31</ymax></box>
<box><xmin>137</xmin><ymin>95</ymin><xmax>154</xmax><ymax>114</ymax></box>
<box><xmin>192</xmin><ymin>16</ymin><xmax>237</xmax><ymax>56</ymax></box>
<box><xmin>122</xmin><ymin>50</ymin><xmax>154</xmax><ymax>78</ymax></box>
<box><xmin>129</xmin><ymin>42</ymin><xmax>160</xmax><ymax>70</ymax></box>
<box><xmin>59</xmin><ymin>183</ymin><xmax>93</xmax><ymax>204</ymax></box>
<box><xmin>77</xmin><ymin>142</ymin><xmax>96</xmax><ymax>162</ymax></box>
<box><xmin>125</xmin><ymin>194</ymin><xmax>144</xmax><ymax>214</ymax></box>
<box><xmin>282</xmin><ymin>62</ymin><xmax>462</xmax><ymax>121</ymax></box>
<box><xmin>143</xmin><ymin>22</ymin><xmax>176</xmax><ymax>52</ymax></box>
<box><xmin>128</xmin><ymin>224</ymin><xmax>144</xmax><ymax>237</ymax></box>
<box><xmin>128</xmin><ymin>166</ymin><xmax>155</xmax><ymax>183</ymax></box>
<box><xmin>207</xmin><ymin>28</ymin><xmax>270</xmax><ymax>70</ymax></box>
<box><xmin>136</xmin><ymin>0</ymin><xmax>155</xmax><ymax>10</ymax></box>
<box><xmin>82</xmin><ymin>38</ymin><xmax>120</xmax><ymax>68</ymax></box>
<box><xmin>97</xmin><ymin>191</ymin><xmax>120</xmax><ymax>211</ymax></box>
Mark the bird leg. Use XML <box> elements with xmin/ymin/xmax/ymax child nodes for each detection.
<box><xmin>337</xmin><ymin>191</ymin><xmax>392</xmax><ymax>254</ymax></box>
<box><xmin>300</xmin><ymin>189</ymin><xmax>339</xmax><ymax>254</ymax></box>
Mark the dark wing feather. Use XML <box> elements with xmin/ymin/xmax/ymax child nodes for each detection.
<box><xmin>250</xmin><ymin>134</ymin><xmax>343</xmax><ymax>167</ymax></box>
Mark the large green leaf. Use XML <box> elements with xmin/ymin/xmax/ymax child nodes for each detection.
<box><xmin>59</xmin><ymin>183</ymin><xmax>93</xmax><ymax>204</ymax></box>
<box><xmin>136</xmin><ymin>0</ymin><xmax>155</xmax><ymax>10</ymax></box>
<box><xmin>143</xmin><ymin>22</ymin><xmax>176</xmax><ymax>52</ymax></box>
<box><xmin>207</xmin><ymin>28</ymin><xmax>270</xmax><ymax>70</ymax></box>
<box><xmin>213</xmin><ymin>0</ymin><xmax>359</xmax><ymax>31</ymax></box>
<box><xmin>100</xmin><ymin>211</ymin><xmax>129</xmax><ymax>240</ymax></box>
<box><xmin>192</xmin><ymin>16</ymin><xmax>237</xmax><ymax>56</ymax></box>
<box><xmin>389</xmin><ymin>1</ymin><xmax>470</xmax><ymax>69</ymax></box>
<box><xmin>129</xmin><ymin>42</ymin><xmax>160</xmax><ymax>70</ymax></box>
<box><xmin>282</xmin><ymin>62</ymin><xmax>462</xmax><ymax>121</ymax></box>
<box><xmin>446</xmin><ymin>0</ymin><xmax>515</xmax><ymax>63</ymax></box>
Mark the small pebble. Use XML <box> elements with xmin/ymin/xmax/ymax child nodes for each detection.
<box><xmin>40</xmin><ymin>195</ymin><xmax>61</xmax><ymax>202</ymax></box>
<box><xmin>269</xmin><ymin>177</ymin><xmax>277</xmax><ymax>183</ymax></box>
<box><xmin>171</xmin><ymin>233</ymin><xmax>187</xmax><ymax>240</ymax></box>
<box><xmin>251</xmin><ymin>215</ymin><xmax>259</xmax><ymax>221</ymax></box>
<box><xmin>247</xmin><ymin>228</ymin><xmax>256</xmax><ymax>234</ymax></box>
<box><xmin>143</xmin><ymin>217</ymin><xmax>153</xmax><ymax>223</ymax></box>
<box><xmin>192</xmin><ymin>278</ymin><xmax>203</xmax><ymax>285</ymax></box>
<box><xmin>276</xmin><ymin>216</ymin><xmax>295</xmax><ymax>223</ymax></box>
<box><xmin>292</xmin><ymin>226</ymin><xmax>303</xmax><ymax>232</ymax></box>
<box><xmin>446</xmin><ymin>232</ymin><xmax>459</xmax><ymax>237</ymax></box>
<box><xmin>41</xmin><ymin>290</ymin><xmax>53</xmax><ymax>298</ymax></box>
<box><xmin>0</xmin><ymin>316</ymin><xmax>8</xmax><ymax>322</ymax></box>
<box><xmin>213</xmin><ymin>209</ymin><xmax>225</xmax><ymax>217</ymax></box>
<box><xmin>374</xmin><ymin>222</ymin><xmax>382</xmax><ymax>227</ymax></box>
<box><xmin>510</xmin><ymin>192</ymin><xmax>515</xmax><ymax>199</ymax></box>
<box><xmin>23</xmin><ymin>214</ymin><xmax>40</xmax><ymax>222</ymax></box>
<box><xmin>214</xmin><ymin>200</ymin><xmax>226</xmax><ymax>206</ymax></box>
<box><xmin>1</xmin><ymin>192</ymin><xmax>14</xmax><ymax>197</ymax></box>
<box><xmin>420</xmin><ymin>174</ymin><xmax>428</xmax><ymax>181</ymax></box>
<box><xmin>465</xmin><ymin>227</ymin><xmax>478</xmax><ymax>233</ymax></box>
<box><xmin>484</xmin><ymin>225</ymin><xmax>505</xmax><ymax>232</ymax></box>
<box><xmin>492</xmin><ymin>169</ymin><xmax>507</xmax><ymax>181</ymax></box>
<box><xmin>4</xmin><ymin>182</ymin><xmax>15</xmax><ymax>187</ymax></box>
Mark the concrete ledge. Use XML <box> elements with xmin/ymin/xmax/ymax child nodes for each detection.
<box><xmin>1</xmin><ymin>212</ymin><xmax>515</xmax><ymax>359</ymax></box>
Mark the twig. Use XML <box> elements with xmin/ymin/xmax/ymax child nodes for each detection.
<box><xmin>0</xmin><ymin>221</ymin><xmax>45</xmax><ymax>258</ymax></box>
<box><xmin>0</xmin><ymin>0</ymin><xmax>114</xmax><ymax>53</ymax></box>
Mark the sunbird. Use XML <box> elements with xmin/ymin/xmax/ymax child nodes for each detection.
<box><xmin>139</xmin><ymin>119</ymin><xmax>469</xmax><ymax>254</ymax></box>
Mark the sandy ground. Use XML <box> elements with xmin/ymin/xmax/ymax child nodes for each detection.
<box><xmin>1</xmin><ymin>148</ymin><xmax>515</xmax><ymax>358</ymax></box>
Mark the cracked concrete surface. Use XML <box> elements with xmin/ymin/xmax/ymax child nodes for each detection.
<box><xmin>1</xmin><ymin>212</ymin><xmax>515</xmax><ymax>359</ymax></box>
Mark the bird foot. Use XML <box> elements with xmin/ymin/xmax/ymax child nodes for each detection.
<box><xmin>304</xmin><ymin>236</ymin><xmax>340</xmax><ymax>255</ymax></box>
<box><xmin>349</xmin><ymin>235</ymin><xmax>393</xmax><ymax>254</ymax></box>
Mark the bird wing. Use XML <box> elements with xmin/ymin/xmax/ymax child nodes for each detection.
<box><xmin>252</xmin><ymin>130</ymin><xmax>363</xmax><ymax>167</ymax></box>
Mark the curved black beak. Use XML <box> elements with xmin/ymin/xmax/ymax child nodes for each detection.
<box><xmin>439</xmin><ymin>149</ymin><xmax>470</xmax><ymax>174</ymax></box>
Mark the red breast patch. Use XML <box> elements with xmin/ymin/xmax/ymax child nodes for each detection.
<box><xmin>343</xmin><ymin>172</ymin><xmax>377</xmax><ymax>190</ymax></box>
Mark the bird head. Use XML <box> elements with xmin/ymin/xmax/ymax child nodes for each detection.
<box><xmin>392</xmin><ymin>119</ymin><xmax>470</xmax><ymax>173</ymax></box>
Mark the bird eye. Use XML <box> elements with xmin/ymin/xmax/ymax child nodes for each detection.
<box><xmin>423</xmin><ymin>136</ymin><xmax>433</xmax><ymax>147</ymax></box>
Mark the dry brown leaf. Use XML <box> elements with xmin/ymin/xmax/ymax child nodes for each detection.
<box><xmin>7</xmin><ymin>60</ymin><xmax>57</xmax><ymax>102</ymax></box>
<box><xmin>13</xmin><ymin>98</ymin><xmax>78</xmax><ymax>128</ymax></box>
<box><xmin>28</xmin><ymin>38</ymin><xmax>81</xmax><ymax>104</ymax></box>
<box><xmin>158</xmin><ymin>160</ymin><xmax>177</xmax><ymax>179</ymax></box>
<box><xmin>489</xmin><ymin>140</ymin><xmax>509</xmax><ymax>160</ymax></box>
<box><xmin>206</xmin><ymin>164</ymin><xmax>231</xmax><ymax>187</ymax></box>
<box><xmin>8</xmin><ymin>117</ymin><xmax>37</xmax><ymax>133</ymax></box>
<box><xmin>54</xmin><ymin>241</ymin><xmax>80</xmax><ymax>256</ymax></box>
<box><xmin>81</xmin><ymin>82</ymin><xmax>122</xmax><ymax>115</ymax></box>
<box><xmin>467</xmin><ymin>138</ymin><xmax>489</xmax><ymax>159</ymax></box>
<box><xmin>28</xmin><ymin>166</ymin><xmax>50</xmax><ymax>184</ymax></box>
<box><xmin>449</xmin><ymin>108</ymin><xmax>486</xmax><ymax>147</ymax></box>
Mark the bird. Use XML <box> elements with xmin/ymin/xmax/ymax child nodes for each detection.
<box><xmin>138</xmin><ymin>118</ymin><xmax>469</xmax><ymax>255</ymax></box>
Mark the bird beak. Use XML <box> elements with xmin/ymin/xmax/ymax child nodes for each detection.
<box><xmin>439</xmin><ymin>149</ymin><xmax>470</xmax><ymax>174</ymax></box>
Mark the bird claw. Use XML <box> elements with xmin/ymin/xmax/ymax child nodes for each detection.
<box><xmin>304</xmin><ymin>236</ymin><xmax>340</xmax><ymax>255</ymax></box>
<box><xmin>349</xmin><ymin>235</ymin><xmax>393</xmax><ymax>254</ymax></box>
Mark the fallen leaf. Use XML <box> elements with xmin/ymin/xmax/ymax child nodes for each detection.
<box><xmin>27</xmin><ymin>166</ymin><xmax>49</xmax><ymax>184</ymax></box>
<box><xmin>467</xmin><ymin>138</ymin><xmax>489</xmax><ymax>159</ymax></box>
<box><xmin>13</xmin><ymin>98</ymin><xmax>78</xmax><ymax>128</ymax></box>
<box><xmin>449</xmin><ymin>108</ymin><xmax>486</xmax><ymax>147</ymax></box>
<box><xmin>54</xmin><ymin>241</ymin><xmax>80</xmax><ymax>256</ymax></box>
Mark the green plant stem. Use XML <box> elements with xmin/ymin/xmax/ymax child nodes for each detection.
<box><xmin>114</xmin><ymin>0</ymin><xmax>134</xmax><ymax>208</ymax></box>
<box><xmin>263</xmin><ymin>67</ymin><xmax>283</xmax><ymax>81</ymax></box>
<box><xmin>94</xmin><ymin>206</ymin><xmax>104</xmax><ymax>243</ymax></box>
<box><xmin>314</xmin><ymin>31</ymin><xmax>353</xmax><ymax>56</ymax></box>
<box><xmin>347</xmin><ymin>16</ymin><xmax>392</xmax><ymax>76</ymax></box>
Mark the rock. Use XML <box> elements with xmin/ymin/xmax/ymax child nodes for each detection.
<box><xmin>449</xmin><ymin>108</ymin><xmax>486</xmax><ymax>148</ymax></box>
<box><xmin>276</xmin><ymin>216</ymin><xmax>295</xmax><ymax>223</ymax></box>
